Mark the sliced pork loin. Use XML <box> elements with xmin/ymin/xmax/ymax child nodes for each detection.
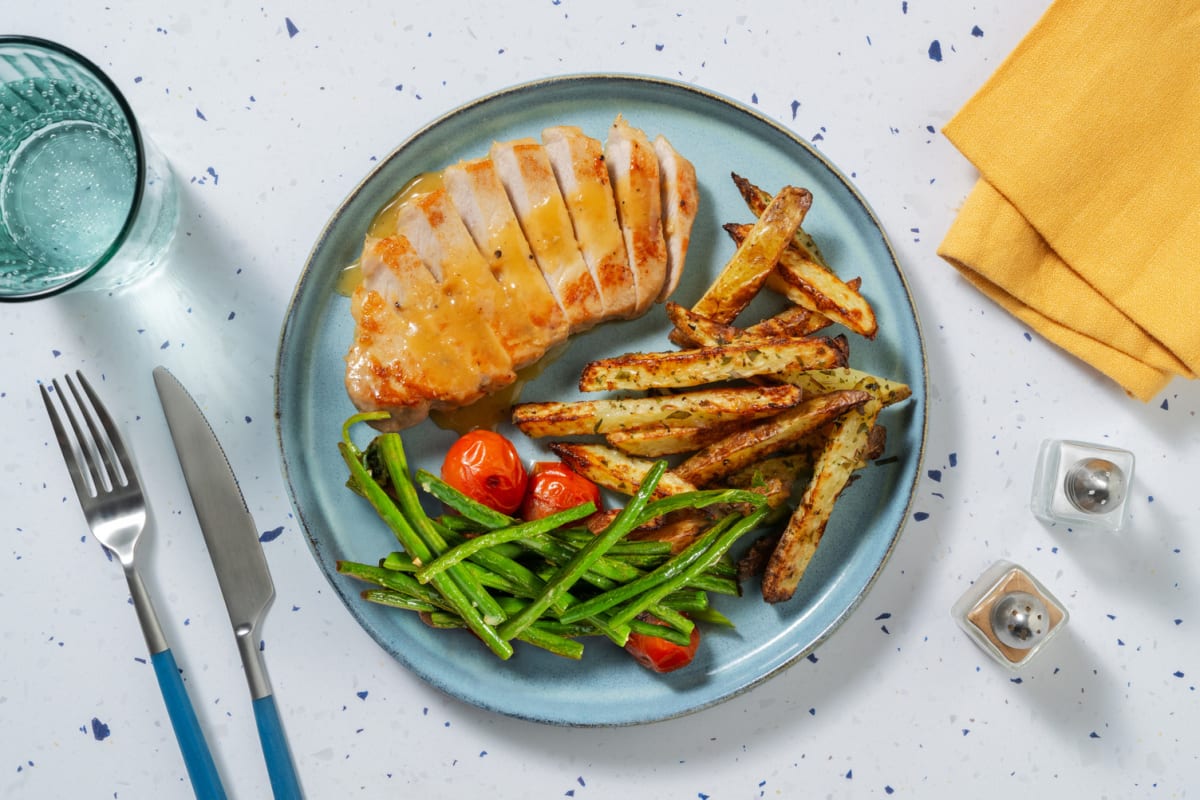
<box><xmin>605</xmin><ymin>114</ymin><xmax>669</xmax><ymax>315</ymax></box>
<box><xmin>443</xmin><ymin>156</ymin><xmax>570</xmax><ymax>361</ymax></box>
<box><xmin>653</xmin><ymin>134</ymin><xmax>698</xmax><ymax>302</ymax></box>
<box><xmin>542</xmin><ymin>125</ymin><xmax>639</xmax><ymax>319</ymax></box>
<box><xmin>490</xmin><ymin>138</ymin><xmax>605</xmax><ymax>332</ymax></box>
<box><xmin>345</xmin><ymin>235</ymin><xmax>516</xmax><ymax>431</ymax></box>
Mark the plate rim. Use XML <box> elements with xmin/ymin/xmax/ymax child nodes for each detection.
<box><xmin>274</xmin><ymin>71</ymin><xmax>929</xmax><ymax>726</ymax></box>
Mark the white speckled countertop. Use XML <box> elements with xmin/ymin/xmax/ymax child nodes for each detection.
<box><xmin>3</xmin><ymin>1</ymin><xmax>1197</xmax><ymax>797</ymax></box>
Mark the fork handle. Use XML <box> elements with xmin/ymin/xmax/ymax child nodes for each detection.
<box><xmin>152</xmin><ymin>648</ymin><xmax>228</xmax><ymax>799</ymax></box>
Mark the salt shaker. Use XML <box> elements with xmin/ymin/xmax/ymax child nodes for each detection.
<box><xmin>951</xmin><ymin>560</ymin><xmax>1069</xmax><ymax>669</ymax></box>
<box><xmin>1031</xmin><ymin>439</ymin><xmax>1134</xmax><ymax>532</ymax></box>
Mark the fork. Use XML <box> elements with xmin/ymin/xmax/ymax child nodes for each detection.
<box><xmin>41</xmin><ymin>371</ymin><xmax>227</xmax><ymax>800</ymax></box>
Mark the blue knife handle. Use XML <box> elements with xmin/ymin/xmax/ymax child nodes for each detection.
<box><xmin>150</xmin><ymin>649</ymin><xmax>227</xmax><ymax>799</ymax></box>
<box><xmin>253</xmin><ymin>693</ymin><xmax>303</xmax><ymax>799</ymax></box>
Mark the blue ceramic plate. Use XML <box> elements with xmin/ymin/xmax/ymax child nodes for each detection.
<box><xmin>276</xmin><ymin>74</ymin><xmax>927</xmax><ymax>726</ymax></box>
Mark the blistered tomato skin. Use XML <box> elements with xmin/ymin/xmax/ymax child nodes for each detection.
<box><xmin>440</xmin><ymin>430</ymin><xmax>529</xmax><ymax>514</ymax></box>
<box><xmin>520</xmin><ymin>461</ymin><xmax>603</xmax><ymax>521</ymax></box>
<box><xmin>624</xmin><ymin>622</ymin><xmax>701</xmax><ymax>673</ymax></box>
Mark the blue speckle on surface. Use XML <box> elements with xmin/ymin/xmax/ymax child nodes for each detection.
<box><xmin>876</xmin><ymin>612</ymin><xmax>892</xmax><ymax>620</ymax></box>
<box><xmin>285</xmin><ymin>17</ymin><xmax>299</xmax><ymax>38</ymax></box>
<box><xmin>949</xmin><ymin>452</ymin><xmax>958</xmax><ymax>467</ymax></box>
<box><xmin>913</xmin><ymin>511</ymin><xmax>929</xmax><ymax>521</ymax></box>
<box><xmin>160</xmin><ymin>340</ymin><xmax>169</xmax><ymax>350</ymax></box>
<box><xmin>790</xmin><ymin>100</ymin><xmax>800</xmax><ymax>119</ymax></box>
<box><xmin>1024</xmin><ymin>332</ymin><xmax>1033</xmax><ymax>341</ymax></box>
<box><xmin>1160</xmin><ymin>398</ymin><xmax>1169</xmax><ymax>410</ymax></box>
<box><xmin>972</xmin><ymin>25</ymin><xmax>984</xmax><ymax>37</ymax></box>
<box><xmin>928</xmin><ymin>469</ymin><xmax>942</xmax><ymax>482</ymax></box>
<box><xmin>357</xmin><ymin>690</ymin><xmax>368</xmax><ymax>700</ymax></box>
<box><xmin>90</xmin><ymin>717</ymin><xmax>110</xmax><ymax>741</ymax></box>
<box><xmin>1010</xmin><ymin>677</ymin><xmax>1023</xmax><ymax>684</ymax></box>
<box><xmin>1174</xmin><ymin>670</ymin><xmax>1185</xmax><ymax>678</ymax></box>
<box><xmin>260</xmin><ymin>526</ymin><xmax>285</xmax><ymax>543</ymax></box>
<box><xmin>928</xmin><ymin>40</ymin><xmax>943</xmax><ymax>61</ymax></box>
<box><xmin>885</xmin><ymin>788</ymin><xmax>895</xmax><ymax>796</ymax></box>
<box><xmin>1089</xmin><ymin>731</ymin><xmax>1101</xmax><ymax>739</ymax></box>
<box><xmin>655</xmin><ymin>43</ymin><xmax>664</xmax><ymax>51</ymax></box>
<box><xmin>196</xmin><ymin>108</ymin><xmax>207</xmax><ymax>121</ymax></box>
<box><xmin>206</xmin><ymin>166</ymin><xmax>219</xmax><ymax>185</ymax></box>
<box><xmin>807</xmin><ymin>653</ymin><xmax>818</xmax><ymax>663</ymax></box>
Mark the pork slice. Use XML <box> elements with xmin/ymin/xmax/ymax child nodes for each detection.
<box><xmin>394</xmin><ymin>187</ymin><xmax>526</xmax><ymax>375</ymax></box>
<box><xmin>443</xmin><ymin>156</ymin><xmax>569</xmax><ymax>362</ymax></box>
<box><xmin>489</xmin><ymin>138</ymin><xmax>605</xmax><ymax>332</ymax></box>
<box><xmin>542</xmin><ymin>125</ymin><xmax>638</xmax><ymax>319</ymax></box>
<box><xmin>605</xmin><ymin>115</ymin><xmax>669</xmax><ymax>315</ymax></box>
<box><xmin>345</xmin><ymin>235</ymin><xmax>514</xmax><ymax>430</ymax></box>
<box><xmin>653</xmin><ymin>134</ymin><xmax>698</xmax><ymax>302</ymax></box>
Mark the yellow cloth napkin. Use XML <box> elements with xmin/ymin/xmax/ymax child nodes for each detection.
<box><xmin>937</xmin><ymin>0</ymin><xmax>1200</xmax><ymax>401</ymax></box>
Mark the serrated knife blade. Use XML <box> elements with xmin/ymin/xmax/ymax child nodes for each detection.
<box><xmin>154</xmin><ymin>366</ymin><xmax>303</xmax><ymax>799</ymax></box>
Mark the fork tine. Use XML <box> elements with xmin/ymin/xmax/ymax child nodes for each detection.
<box><xmin>40</xmin><ymin>382</ymin><xmax>97</xmax><ymax>501</ymax></box>
<box><xmin>69</xmin><ymin>371</ymin><xmax>134</xmax><ymax>490</ymax></box>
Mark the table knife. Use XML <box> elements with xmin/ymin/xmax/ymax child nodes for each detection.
<box><xmin>153</xmin><ymin>366</ymin><xmax>304</xmax><ymax>800</ymax></box>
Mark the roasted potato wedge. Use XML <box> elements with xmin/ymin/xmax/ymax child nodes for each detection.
<box><xmin>512</xmin><ymin>384</ymin><xmax>803</xmax><ymax>437</ymax></box>
<box><xmin>666</xmin><ymin>302</ymin><xmax>830</xmax><ymax>349</ymax></box>
<box><xmin>781</xmin><ymin>367</ymin><xmax>912</xmax><ymax>407</ymax></box>
<box><xmin>683</xmin><ymin>185</ymin><xmax>812</xmax><ymax>326</ymax></box>
<box><xmin>761</xmin><ymin>388</ymin><xmax>883</xmax><ymax>603</ymax></box>
<box><xmin>549</xmin><ymin>442</ymin><xmax>700</xmax><ymax>500</ymax></box>
<box><xmin>732</xmin><ymin>171</ymin><xmax>830</xmax><ymax>268</ymax></box>
<box><xmin>605</xmin><ymin>421</ymin><xmax>749</xmax><ymax>457</ymax></box>
<box><xmin>673</xmin><ymin>389</ymin><xmax>870</xmax><ymax>486</ymax></box>
<box><xmin>579</xmin><ymin>336</ymin><xmax>846</xmax><ymax>392</ymax></box>
<box><xmin>725</xmin><ymin>223</ymin><xmax>878</xmax><ymax>338</ymax></box>
<box><xmin>724</xmin><ymin>423</ymin><xmax>887</xmax><ymax>488</ymax></box>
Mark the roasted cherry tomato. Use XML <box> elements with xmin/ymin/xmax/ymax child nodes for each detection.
<box><xmin>440</xmin><ymin>430</ymin><xmax>528</xmax><ymax>514</ymax></box>
<box><xmin>520</xmin><ymin>461</ymin><xmax>603</xmax><ymax>521</ymax></box>
<box><xmin>624</xmin><ymin>619</ymin><xmax>701</xmax><ymax>673</ymax></box>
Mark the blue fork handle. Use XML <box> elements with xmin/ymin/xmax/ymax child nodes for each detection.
<box><xmin>150</xmin><ymin>649</ymin><xmax>227</xmax><ymax>799</ymax></box>
<box><xmin>253</xmin><ymin>693</ymin><xmax>303</xmax><ymax>799</ymax></box>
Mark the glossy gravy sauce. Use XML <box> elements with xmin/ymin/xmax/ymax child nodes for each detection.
<box><xmin>336</xmin><ymin>171</ymin><xmax>445</xmax><ymax>296</ymax></box>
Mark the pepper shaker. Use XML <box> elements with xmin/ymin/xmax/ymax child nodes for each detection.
<box><xmin>1031</xmin><ymin>439</ymin><xmax>1135</xmax><ymax>532</ymax></box>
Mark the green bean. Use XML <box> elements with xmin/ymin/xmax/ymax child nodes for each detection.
<box><xmin>414</xmin><ymin>502</ymin><xmax>596</xmax><ymax>583</ymax></box>
<box><xmin>686</xmin><ymin>572</ymin><xmax>742</xmax><ymax>597</ymax></box>
<box><xmin>628</xmin><ymin>617</ymin><xmax>693</xmax><ymax>646</ymax></box>
<box><xmin>427</xmin><ymin>611</ymin><xmax>586</xmax><ymax>660</ymax></box>
<box><xmin>557</xmin><ymin>514</ymin><xmax>738</xmax><ymax>624</ymax></box>
<box><xmin>550</xmin><ymin>528</ymin><xmax>674</xmax><ymax>556</ymax></box>
<box><xmin>608</xmin><ymin>505</ymin><xmax>772</xmax><ymax>629</ymax></box>
<box><xmin>415</xmin><ymin>468</ymin><xmax>514</xmax><ymax>530</ymax></box>
<box><xmin>338</xmin><ymin>438</ymin><xmax>513</xmax><ymax>660</ymax></box>
<box><xmin>360</xmin><ymin>589</ymin><xmax>439</xmax><ymax>613</ymax></box>
<box><xmin>634</xmin><ymin>487</ymin><xmax>768</xmax><ymax>527</ymax></box>
<box><xmin>373</xmin><ymin>435</ymin><xmax>508</xmax><ymax>627</ymax></box>
<box><xmin>497</xmin><ymin>461</ymin><xmax>667</xmax><ymax>642</ymax></box>
<box><xmin>659</xmin><ymin>589</ymin><xmax>709</xmax><ymax>613</ymax></box>
<box><xmin>337</xmin><ymin>561</ymin><xmax>448</xmax><ymax>610</ymax></box>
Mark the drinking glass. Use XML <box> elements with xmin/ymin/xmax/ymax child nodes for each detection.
<box><xmin>0</xmin><ymin>36</ymin><xmax>179</xmax><ymax>301</ymax></box>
